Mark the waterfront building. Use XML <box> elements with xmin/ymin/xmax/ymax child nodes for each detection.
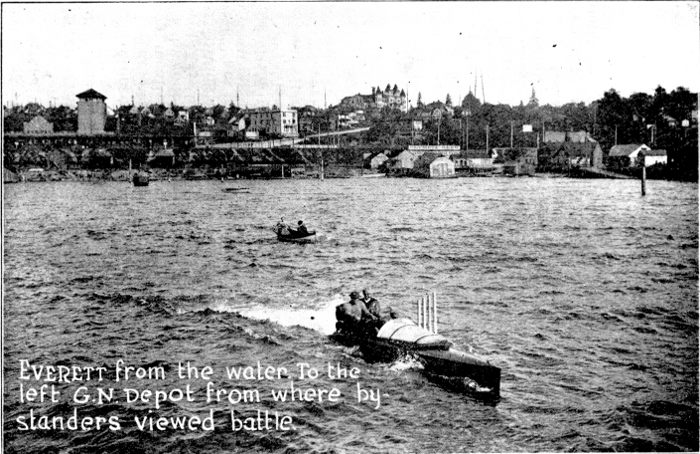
<box><xmin>452</xmin><ymin>150</ymin><xmax>494</xmax><ymax>170</ymax></box>
<box><xmin>76</xmin><ymin>88</ymin><xmax>107</xmax><ymax>135</ymax></box>
<box><xmin>392</xmin><ymin>149</ymin><xmax>420</xmax><ymax>169</ymax></box>
<box><xmin>414</xmin><ymin>153</ymin><xmax>456</xmax><ymax>178</ymax></box>
<box><xmin>149</xmin><ymin>148</ymin><xmax>176</xmax><ymax>167</ymax></box>
<box><xmin>608</xmin><ymin>144</ymin><xmax>652</xmax><ymax>167</ymax></box>
<box><xmin>369</xmin><ymin>152</ymin><xmax>389</xmax><ymax>169</ymax></box>
<box><xmin>23</xmin><ymin>116</ymin><xmax>54</xmax><ymax>134</ymax></box>
<box><xmin>538</xmin><ymin>142</ymin><xmax>604</xmax><ymax>171</ymax></box>
<box><xmin>644</xmin><ymin>149</ymin><xmax>668</xmax><ymax>166</ymax></box>
<box><xmin>248</xmin><ymin>108</ymin><xmax>299</xmax><ymax>138</ymax></box>
<box><xmin>502</xmin><ymin>147</ymin><xmax>538</xmax><ymax>176</ymax></box>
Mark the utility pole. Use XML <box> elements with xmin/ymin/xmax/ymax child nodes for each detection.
<box><xmin>466</xmin><ymin>112</ymin><xmax>470</xmax><ymax>152</ymax></box>
<box><xmin>485</xmin><ymin>124</ymin><xmax>490</xmax><ymax>153</ymax></box>
<box><xmin>641</xmin><ymin>152</ymin><xmax>646</xmax><ymax>196</ymax></box>
<box><xmin>319</xmin><ymin>123</ymin><xmax>324</xmax><ymax>180</ymax></box>
<box><xmin>542</xmin><ymin>120</ymin><xmax>545</xmax><ymax>142</ymax></box>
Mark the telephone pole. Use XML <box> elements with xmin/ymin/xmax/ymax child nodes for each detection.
<box><xmin>485</xmin><ymin>124</ymin><xmax>490</xmax><ymax>153</ymax></box>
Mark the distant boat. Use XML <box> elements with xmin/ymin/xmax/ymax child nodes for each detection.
<box><xmin>132</xmin><ymin>171</ymin><xmax>150</xmax><ymax>187</ymax></box>
<box><xmin>222</xmin><ymin>187</ymin><xmax>250</xmax><ymax>193</ymax></box>
<box><xmin>361</xmin><ymin>172</ymin><xmax>386</xmax><ymax>178</ymax></box>
<box><xmin>273</xmin><ymin>223</ymin><xmax>316</xmax><ymax>243</ymax></box>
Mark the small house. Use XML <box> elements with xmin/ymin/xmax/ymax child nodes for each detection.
<box><xmin>452</xmin><ymin>150</ymin><xmax>494</xmax><ymax>170</ymax></box>
<box><xmin>149</xmin><ymin>148</ymin><xmax>176</xmax><ymax>168</ymax></box>
<box><xmin>543</xmin><ymin>131</ymin><xmax>567</xmax><ymax>143</ymax></box>
<box><xmin>538</xmin><ymin>142</ymin><xmax>603</xmax><ymax>171</ymax></box>
<box><xmin>23</xmin><ymin>116</ymin><xmax>54</xmax><ymax>134</ymax></box>
<box><xmin>369</xmin><ymin>152</ymin><xmax>389</xmax><ymax>170</ymax></box>
<box><xmin>503</xmin><ymin>148</ymin><xmax>538</xmax><ymax>176</ymax></box>
<box><xmin>392</xmin><ymin>149</ymin><xmax>420</xmax><ymax>169</ymax></box>
<box><xmin>414</xmin><ymin>153</ymin><xmax>455</xmax><ymax>178</ymax></box>
<box><xmin>608</xmin><ymin>144</ymin><xmax>651</xmax><ymax>167</ymax></box>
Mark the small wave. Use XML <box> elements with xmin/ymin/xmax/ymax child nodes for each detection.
<box><xmin>205</xmin><ymin>295</ymin><xmax>343</xmax><ymax>336</ymax></box>
<box><xmin>388</xmin><ymin>226</ymin><xmax>415</xmax><ymax>233</ymax></box>
<box><xmin>632</xmin><ymin>325</ymin><xmax>658</xmax><ymax>334</ymax></box>
<box><xmin>389</xmin><ymin>355</ymin><xmax>424</xmax><ymax>372</ymax></box>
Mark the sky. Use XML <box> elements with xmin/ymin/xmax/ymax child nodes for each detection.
<box><xmin>2</xmin><ymin>1</ymin><xmax>699</xmax><ymax>110</ymax></box>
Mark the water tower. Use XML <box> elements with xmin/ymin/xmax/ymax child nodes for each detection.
<box><xmin>76</xmin><ymin>88</ymin><xmax>107</xmax><ymax>134</ymax></box>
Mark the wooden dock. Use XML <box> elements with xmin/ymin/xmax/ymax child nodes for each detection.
<box><xmin>570</xmin><ymin>167</ymin><xmax>634</xmax><ymax>179</ymax></box>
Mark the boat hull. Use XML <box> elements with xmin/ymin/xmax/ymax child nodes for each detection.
<box><xmin>275</xmin><ymin>230</ymin><xmax>316</xmax><ymax>243</ymax></box>
<box><xmin>332</xmin><ymin>331</ymin><xmax>501</xmax><ymax>399</ymax></box>
<box><xmin>277</xmin><ymin>235</ymin><xmax>316</xmax><ymax>243</ymax></box>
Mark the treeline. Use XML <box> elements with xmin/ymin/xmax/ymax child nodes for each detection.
<box><xmin>3</xmin><ymin>102</ymin><xmax>242</xmax><ymax>136</ymax></box>
<box><xmin>365</xmin><ymin>85</ymin><xmax>697</xmax><ymax>180</ymax></box>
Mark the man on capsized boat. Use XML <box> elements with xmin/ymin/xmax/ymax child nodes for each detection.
<box><xmin>362</xmin><ymin>289</ymin><xmax>399</xmax><ymax>326</ymax></box>
<box><xmin>335</xmin><ymin>291</ymin><xmax>380</xmax><ymax>336</ymax></box>
<box><xmin>274</xmin><ymin>217</ymin><xmax>290</xmax><ymax>235</ymax></box>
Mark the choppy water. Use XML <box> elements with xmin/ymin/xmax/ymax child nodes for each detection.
<box><xmin>3</xmin><ymin>177</ymin><xmax>698</xmax><ymax>453</ymax></box>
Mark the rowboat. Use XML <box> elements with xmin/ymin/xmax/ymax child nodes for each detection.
<box><xmin>276</xmin><ymin>231</ymin><xmax>316</xmax><ymax>243</ymax></box>
<box><xmin>332</xmin><ymin>294</ymin><xmax>501</xmax><ymax>400</ymax></box>
<box><xmin>273</xmin><ymin>225</ymin><xmax>316</xmax><ymax>243</ymax></box>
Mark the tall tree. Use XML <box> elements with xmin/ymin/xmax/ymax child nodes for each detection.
<box><xmin>461</xmin><ymin>92</ymin><xmax>481</xmax><ymax>115</ymax></box>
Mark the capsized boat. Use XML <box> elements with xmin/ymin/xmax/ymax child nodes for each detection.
<box><xmin>331</xmin><ymin>294</ymin><xmax>501</xmax><ymax>400</ymax></box>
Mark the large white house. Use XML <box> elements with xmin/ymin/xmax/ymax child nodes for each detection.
<box><xmin>248</xmin><ymin>108</ymin><xmax>299</xmax><ymax>138</ymax></box>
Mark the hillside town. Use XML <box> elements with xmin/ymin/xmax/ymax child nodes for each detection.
<box><xmin>3</xmin><ymin>83</ymin><xmax>698</xmax><ymax>183</ymax></box>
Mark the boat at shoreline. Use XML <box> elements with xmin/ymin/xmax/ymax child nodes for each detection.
<box><xmin>132</xmin><ymin>171</ymin><xmax>150</xmax><ymax>187</ymax></box>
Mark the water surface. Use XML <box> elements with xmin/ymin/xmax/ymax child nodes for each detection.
<box><xmin>3</xmin><ymin>177</ymin><xmax>698</xmax><ymax>452</ymax></box>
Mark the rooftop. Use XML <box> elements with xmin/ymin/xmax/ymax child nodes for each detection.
<box><xmin>76</xmin><ymin>89</ymin><xmax>107</xmax><ymax>100</ymax></box>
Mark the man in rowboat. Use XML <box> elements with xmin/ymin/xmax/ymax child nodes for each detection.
<box><xmin>296</xmin><ymin>220</ymin><xmax>309</xmax><ymax>236</ymax></box>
